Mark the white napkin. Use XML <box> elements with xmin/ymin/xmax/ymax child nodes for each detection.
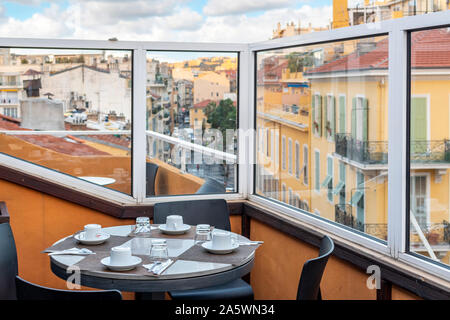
<box><xmin>143</xmin><ymin>259</ymin><xmax>173</xmax><ymax>275</ymax></box>
<box><xmin>47</xmin><ymin>248</ymin><xmax>95</xmax><ymax>256</ymax></box>
<box><xmin>238</xmin><ymin>240</ymin><xmax>264</xmax><ymax>245</ymax></box>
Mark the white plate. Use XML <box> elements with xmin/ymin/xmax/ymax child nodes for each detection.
<box><xmin>74</xmin><ymin>232</ymin><xmax>110</xmax><ymax>245</ymax></box>
<box><xmin>158</xmin><ymin>224</ymin><xmax>191</xmax><ymax>235</ymax></box>
<box><xmin>101</xmin><ymin>256</ymin><xmax>142</xmax><ymax>271</ymax></box>
<box><xmin>201</xmin><ymin>241</ymin><xmax>239</xmax><ymax>254</ymax></box>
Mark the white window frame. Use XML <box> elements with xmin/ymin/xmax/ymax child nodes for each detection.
<box><xmin>288</xmin><ymin>138</ymin><xmax>293</xmax><ymax>175</ymax></box>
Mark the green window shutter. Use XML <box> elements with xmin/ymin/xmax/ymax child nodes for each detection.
<box><xmin>339</xmin><ymin>96</ymin><xmax>346</xmax><ymax>133</ymax></box>
<box><xmin>331</xmin><ymin>96</ymin><xmax>336</xmax><ymax>140</ymax></box>
<box><xmin>318</xmin><ymin>95</ymin><xmax>322</xmax><ymax>136</ymax></box>
<box><xmin>311</xmin><ymin>94</ymin><xmax>316</xmax><ymax>135</ymax></box>
<box><xmin>362</xmin><ymin>98</ymin><xmax>368</xmax><ymax>141</ymax></box>
<box><xmin>351</xmin><ymin>97</ymin><xmax>357</xmax><ymax>139</ymax></box>
<box><xmin>315</xmin><ymin>151</ymin><xmax>320</xmax><ymax>191</ymax></box>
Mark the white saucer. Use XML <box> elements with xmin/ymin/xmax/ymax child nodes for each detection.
<box><xmin>74</xmin><ymin>232</ymin><xmax>110</xmax><ymax>245</ymax></box>
<box><xmin>158</xmin><ymin>224</ymin><xmax>191</xmax><ymax>235</ymax></box>
<box><xmin>201</xmin><ymin>241</ymin><xmax>239</xmax><ymax>254</ymax></box>
<box><xmin>101</xmin><ymin>256</ymin><xmax>142</xmax><ymax>271</ymax></box>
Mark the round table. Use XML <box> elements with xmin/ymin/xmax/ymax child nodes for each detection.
<box><xmin>50</xmin><ymin>225</ymin><xmax>255</xmax><ymax>300</ymax></box>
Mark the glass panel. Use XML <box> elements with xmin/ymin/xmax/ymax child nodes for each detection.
<box><xmin>255</xmin><ymin>35</ymin><xmax>389</xmax><ymax>241</ymax></box>
<box><xmin>0</xmin><ymin>48</ymin><xmax>132</xmax><ymax>194</ymax></box>
<box><xmin>145</xmin><ymin>51</ymin><xmax>238</xmax><ymax>196</ymax></box>
<box><xmin>409</xmin><ymin>27</ymin><xmax>450</xmax><ymax>266</ymax></box>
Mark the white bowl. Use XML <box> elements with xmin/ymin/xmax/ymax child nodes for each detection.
<box><xmin>202</xmin><ymin>241</ymin><xmax>239</xmax><ymax>254</ymax></box>
<box><xmin>158</xmin><ymin>224</ymin><xmax>191</xmax><ymax>235</ymax></box>
<box><xmin>101</xmin><ymin>256</ymin><xmax>142</xmax><ymax>271</ymax></box>
<box><xmin>74</xmin><ymin>231</ymin><xmax>110</xmax><ymax>245</ymax></box>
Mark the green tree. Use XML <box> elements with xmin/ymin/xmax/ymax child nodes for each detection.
<box><xmin>204</xmin><ymin>98</ymin><xmax>236</xmax><ymax>138</ymax></box>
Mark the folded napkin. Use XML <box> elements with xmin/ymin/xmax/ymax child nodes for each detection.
<box><xmin>47</xmin><ymin>247</ymin><xmax>95</xmax><ymax>256</ymax></box>
<box><xmin>143</xmin><ymin>259</ymin><xmax>174</xmax><ymax>276</ymax></box>
<box><xmin>238</xmin><ymin>240</ymin><xmax>264</xmax><ymax>246</ymax></box>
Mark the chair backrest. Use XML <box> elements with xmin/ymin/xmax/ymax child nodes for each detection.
<box><xmin>296</xmin><ymin>235</ymin><xmax>334</xmax><ymax>300</ymax></box>
<box><xmin>195</xmin><ymin>178</ymin><xmax>226</xmax><ymax>194</ymax></box>
<box><xmin>15</xmin><ymin>276</ymin><xmax>122</xmax><ymax>300</ymax></box>
<box><xmin>146</xmin><ymin>162</ymin><xmax>159</xmax><ymax>196</ymax></box>
<box><xmin>153</xmin><ymin>199</ymin><xmax>231</xmax><ymax>231</ymax></box>
<box><xmin>0</xmin><ymin>223</ymin><xmax>18</xmax><ymax>300</ymax></box>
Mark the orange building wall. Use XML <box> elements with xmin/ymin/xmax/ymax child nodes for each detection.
<box><xmin>250</xmin><ymin>219</ymin><xmax>377</xmax><ymax>300</ymax></box>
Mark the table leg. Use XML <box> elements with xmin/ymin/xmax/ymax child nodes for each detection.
<box><xmin>135</xmin><ymin>292</ymin><xmax>166</xmax><ymax>300</ymax></box>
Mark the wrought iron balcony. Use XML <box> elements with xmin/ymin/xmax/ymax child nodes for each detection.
<box><xmin>335</xmin><ymin>133</ymin><xmax>450</xmax><ymax>165</ymax></box>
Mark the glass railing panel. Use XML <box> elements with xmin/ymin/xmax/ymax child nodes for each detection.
<box><xmin>409</xmin><ymin>26</ymin><xmax>450</xmax><ymax>266</ymax></box>
<box><xmin>255</xmin><ymin>35</ymin><xmax>389</xmax><ymax>241</ymax></box>
<box><xmin>145</xmin><ymin>51</ymin><xmax>238</xmax><ymax>196</ymax></box>
<box><xmin>0</xmin><ymin>48</ymin><xmax>132</xmax><ymax>195</ymax></box>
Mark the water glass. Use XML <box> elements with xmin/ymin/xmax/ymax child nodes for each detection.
<box><xmin>149</xmin><ymin>239</ymin><xmax>169</xmax><ymax>261</ymax></box>
<box><xmin>134</xmin><ymin>216</ymin><xmax>151</xmax><ymax>235</ymax></box>
<box><xmin>194</xmin><ymin>224</ymin><xmax>212</xmax><ymax>244</ymax></box>
<box><xmin>231</xmin><ymin>233</ymin><xmax>239</xmax><ymax>247</ymax></box>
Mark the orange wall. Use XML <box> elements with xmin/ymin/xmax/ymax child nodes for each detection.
<box><xmin>392</xmin><ymin>286</ymin><xmax>422</xmax><ymax>300</ymax></box>
<box><xmin>250</xmin><ymin>219</ymin><xmax>377</xmax><ymax>300</ymax></box>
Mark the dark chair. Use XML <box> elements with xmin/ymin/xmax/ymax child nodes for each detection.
<box><xmin>153</xmin><ymin>199</ymin><xmax>253</xmax><ymax>300</ymax></box>
<box><xmin>296</xmin><ymin>235</ymin><xmax>334</xmax><ymax>300</ymax></box>
<box><xmin>195</xmin><ymin>178</ymin><xmax>226</xmax><ymax>194</ymax></box>
<box><xmin>15</xmin><ymin>276</ymin><xmax>122</xmax><ymax>300</ymax></box>
<box><xmin>146</xmin><ymin>162</ymin><xmax>159</xmax><ymax>196</ymax></box>
<box><xmin>0</xmin><ymin>223</ymin><xmax>18</xmax><ymax>300</ymax></box>
<box><xmin>0</xmin><ymin>222</ymin><xmax>121</xmax><ymax>301</ymax></box>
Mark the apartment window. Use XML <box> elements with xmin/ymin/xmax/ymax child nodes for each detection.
<box><xmin>339</xmin><ymin>95</ymin><xmax>346</xmax><ymax>133</ymax></box>
<box><xmin>314</xmin><ymin>150</ymin><xmax>320</xmax><ymax>192</ymax></box>
<box><xmin>275</xmin><ymin>130</ymin><xmax>279</xmax><ymax>171</ymax></box>
<box><xmin>288</xmin><ymin>188</ymin><xmax>293</xmax><ymax>206</ymax></box>
<box><xmin>325</xmin><ymin>95</ymin><xmax>336</xmax><ymax>141</ymax></box>
<box><xmin>288</xmin><ymin>138</ymin><xmax>293</xmax><ymax>175</ymax></box>
<box><xmin>321</xmin><ymin>155</ymin><xmax>333</xmax><ymax>202</ymax></box>
<box><xmin>351</xmin><ymin>96</ymin><xmax>368</xmax><ymax>141</ymax></box>
<box><xmin>282</xmin><ymin>135</ymin><xmax>286</xmax><ymax>171</ymax></box>
<box><xmin>333</xmin><ymin>162</ymin><xmax>346</xmax><ymax>206</ymax></box>
<box><xmin>266</xmin><ymin>128</ymin><xmax>270</xmax><ymax>157</ymax></box>
<box><xmin>303</xmin><ymin>145</ymin><xmax>308</xmax><ymax>185</ymax></box>
<box><xmin>312</xmin><ymin>94</ymin><xmax>322</xmax><ymax>137</ymax></box>
<box><xmin>282</xmin><ymin>183</ymin><xmax>286</xmax><ymax>203</ymax></box>
<box><xmin>295</xmin><ymin>141</ymin><xmax>300</xmax><ymax>179</ymax></box>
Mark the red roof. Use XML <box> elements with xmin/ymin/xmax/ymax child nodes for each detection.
<box><xmin>193</xmin><ymin>99</ymin><xmax>214</xmax><ymax>108</ymax></box>
<box><xmin>0</xmin><ymin>115</ymin><xmax>108</xmax><ymax>156</ymax></box>
<box><xmin>305</xmin><ymin>28</ymin><xmax>450</xmax><ymax>75</ymax></box>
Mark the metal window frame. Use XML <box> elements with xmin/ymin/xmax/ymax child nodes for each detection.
<box><xmin>249</xmin><ymin>11</ymin><xmax>450</xmax><ymax>281</ymax></box>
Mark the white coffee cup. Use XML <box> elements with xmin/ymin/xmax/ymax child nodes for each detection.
<box><xmin>211</xmin><ymin>230</ymin><xmax>232</xmax><ymax>249</ymax></box>
<box><xmin>166</xmin><ymin>215</ymin><xmax>183</xmax><ymax>230</ymax></box>
<box><xmin>84</xmin><ymin>224</ymin><xmax>102</xmax><ymax>240</ymax></box>
<box><xmin>110</xmin><ymin>246</ymin><xmax>132</xmax><ymax>265</ymax></box>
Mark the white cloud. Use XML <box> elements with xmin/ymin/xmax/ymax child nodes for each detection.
<box><xmin>203</xmin><ymin>0</ymin><xmax>292</xmax><ymax>16</ymax></box>
<box><xmin>0</xmin><ymin>2</ymin><xmax>332</xmax><ymax>43</ymax></box>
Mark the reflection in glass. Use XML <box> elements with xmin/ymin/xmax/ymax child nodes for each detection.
<box><xmin>145</xmin><ymin>51</ymin><xmax>238</xmax><ymax>196</ymax></box>
<box><xmin>409</xmin><ymin>27</ymin><xmax>450</xmax><ymax>266</ymax></box>
<box><xmin>0</xmin><ymin>48</ymin><xmax>132</xmax><ymax>194</ymax></box>
<box><xmin>255</xmin><ymin>36</ymin><xmax>389</xmax><ymax>241</ymax></box>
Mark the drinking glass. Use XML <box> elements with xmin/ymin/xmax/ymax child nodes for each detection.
<box><xmin>194</xmin><ymin>224</ymin><xmax>212</xmax><ymax>244</ymax></box>
<box><xmin>134</xmin><ymin>216</ymin><xmax>151</xmax><ymax>235</ymax></box>
<box><xmin>231</xmin><ymin>233</ymin><xmax>239</xmax><ymax>247</ymax></box>
<box><xmin>149</xmin><ymin>239</ymin><xmax>169</xmax><ymax>261</ymax></box>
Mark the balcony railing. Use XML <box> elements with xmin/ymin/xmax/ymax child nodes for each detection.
<box><xmin>335</xmin><ymin>133</ymin><xmax>450</xmax><ymax>165</ymax></box>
